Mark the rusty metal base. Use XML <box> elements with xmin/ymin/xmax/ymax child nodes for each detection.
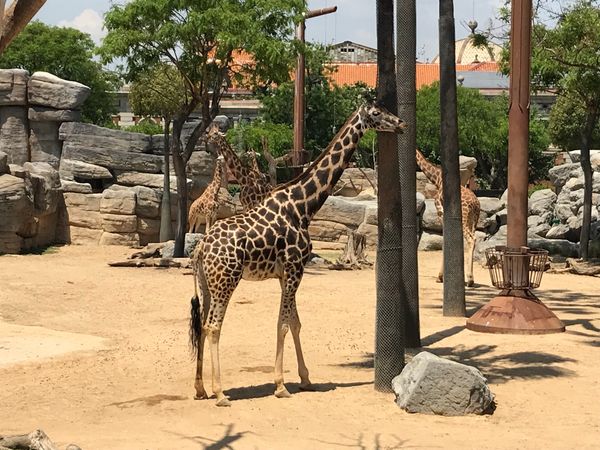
<box><xmin>466</xmin><ymin>289</ymin><xmax>565</xmax><ymax>335</ymax></box>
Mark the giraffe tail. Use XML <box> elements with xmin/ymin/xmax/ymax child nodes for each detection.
<box><xmin>189</xmin><ymin>250</ymin><xmax>208</xmax><ymax>357</ymax></box>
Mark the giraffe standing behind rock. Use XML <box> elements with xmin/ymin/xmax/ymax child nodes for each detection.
<box><xmin>415</xmin><ymin>148</ymin><xmax>480</xmax><ymax>287</ymax></box>
<box><xmin>190</xmin><ymin>104</ymin><xmax>406</xmax><ymax>406</ymax></box>
<box><xmin>188</xmin><ymin>155</ymin><xmax>225</xmax><ymax>233</ymax></box>
<box><xmin>206</xmin><ymin>125</ymin><xmax>272</xmax><ymax>211</ymax></box>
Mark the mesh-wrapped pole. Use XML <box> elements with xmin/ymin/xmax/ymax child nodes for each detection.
<box><xmin>396</xmin><ymin>0</ymin><xmax>420</xmax><ymax>347</ymax></box>
<box><xmin>374</xmin><ymin>0</ymin><xmax>405</xmax><ymax>392</ymax></box>
<box><xmin>439</xmin><ymin>0</ymin><xmax>466</xmax><ymax>316</ymax></box>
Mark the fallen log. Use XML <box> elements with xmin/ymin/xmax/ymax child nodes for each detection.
<box><xmin>0</xmin><ymin>429</ymin><xmax>79</xmax><ymax>450</ymax></box>
<box><xmin>108</xmin><ymin>258</ymin><xmax>190</xmax><ymax>269</ymax></box>
<box><xmin>565</xmin><ymin>258</ymin><xmax>600</xmax><ymax>276</ymax></box>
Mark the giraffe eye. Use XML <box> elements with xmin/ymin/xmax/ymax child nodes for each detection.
<box><xmin>373</xmin><ymin>110</ymin><xmax>380</xmax><ymax>116</ymax></box>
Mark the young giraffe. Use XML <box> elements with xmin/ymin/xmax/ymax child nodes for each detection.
<box><xmin>206</xmin><ymin>125</ymin><xmax>272</xmax><ymax>211</ymax></box>
<box><xmin>188</xmin><ymin>155</ymin><xmax>225</xmax><ymax>233</ymax></box>
<box><xmin>415</xmin><ymin>148</ymin><xmax>481</xmax><ymax>287</ymax></box>
<box><xmin>190</xmin><ymin>104</ymin><xmax>406</xmax><ymax>406</ymax></box>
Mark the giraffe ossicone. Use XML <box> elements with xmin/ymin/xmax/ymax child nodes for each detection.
<box><xmin>190</xmin><ymin>103</ymin><xmax>406</xmax><ymax>406</ymax></box>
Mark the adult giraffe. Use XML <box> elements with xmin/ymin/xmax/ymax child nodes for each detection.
<box><xmin>190</xmin><ymin>104</ymin><xmax>406</xmax><ymax>406</ymax></box>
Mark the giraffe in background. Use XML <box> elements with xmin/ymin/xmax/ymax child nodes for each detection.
<box><xmin>206</xmin><ymin>125</ymin><xmax>272</xmax><ymax>211</ymax></box>
<box><xmin>188</xmin><ymin>155</ymin><xmax>225</xmax><ymax>233</ymax></box>
<box><xmin>415</xmin><ymin>148</ymin><xmax>481</xmax><ymax>287</ymax></box>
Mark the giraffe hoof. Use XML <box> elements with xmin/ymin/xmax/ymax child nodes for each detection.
<box><xmin>299</xmin><ymin>382</ymin><xmax>315</xmax><ymax>392</ymax></box>
<box><xmin>274</xmin><ymin>387</ymin><xmax>292</xmax><ymax>398</ymax></box>
<box><xmin>436</xmin><ymin>278</ymin><xmax>443</xmax><ymax>284</ymax></box>
<box><xmin>194</xmin><ymin>391</ymin><xmax>209</xmax><ymax>400</ymax></box>
<box><xmin>215</xmin><ymin>396</ymin><xmax>231</xmax><ymax>407</ymax></box>
<box><xmin>466</xmin><ymin>280</ymin><xmax>475</xmax><ymax>287</ymax></box>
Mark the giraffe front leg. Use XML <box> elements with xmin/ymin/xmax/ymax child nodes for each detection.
<box><xmin>274</xmin><ymin>316</ymin><xmax>291</xmax><ymax>398</ymax></box>
<box><xmin>465</xmin><ymin>234</ymin><xmax>475</xmax><ymax>287</ymax></box>
<box><xmin>289</xmin><ymin>303</ymin><xmax>313</xmax><ymax>391</ymax></box>
<box><xmin>437</xmin><ymin>248</ymin><xmax>444</xmax><ymax>283</ymax></box>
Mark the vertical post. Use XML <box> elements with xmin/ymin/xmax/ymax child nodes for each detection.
<box><xmin>507</xmin><ymin>0</ymin><xmax>532</xmax><ymax>249</ymax></box>
<box><xmin>396</xmin><ymin>0</ymin><xmax>420</xmax><ymax>347</ymax></box>
<box><xmin>375</xmin><ymin>0</ymin><xmax>405</xmax><ymax>392</ymax></box>
<box><xmin>439</xmin><ymin>0</ymin><xmax>466</xmax><ymax>316</ymax></box>
<box><xmin>293</xmin><ymin>18</ymin><xmax>306</xmax><ymax>172</ymax></box>
<box><xmin>292</xmin><ymin>7</ymin><xmax>337</xmax><ymax>176</ymax></box>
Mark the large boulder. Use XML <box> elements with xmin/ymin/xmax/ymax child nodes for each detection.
<box><xmin>22</xmin><ymin>162</ymin><xmax>61</xmax><ymax>215</ymax></box>
<box><xmin>418</xmin><ymin>231</ymin><xmax>443</xmax><ymax>251</ymax></box>
<box><xmin>528</xmin><ymin>189</ymin><xmax>557</xmax><ymax>216</ymax></box>
<box><xmin>314</xmin><ymin>196</ymin><xmax>367</xmax><ymax>227</ymax></box>
<box><xmin>61</xmin><ymin>179</ymin><xmax>92</xmax><ymax>194</ymax></box>
<box><xmin>422</xmin><ymin>199</ymin><xmax>442</xmax><ymax>232</ymax></box>
<box><xmin>161</xmin><ymin>233</ymin><xmax>204</xmax><ymax>258</ymax></box>
<box><xmin>0</xmin><ymin>151</ymin><xmax>8</xmax><ymax>174</ymax></box>
<box><xmin>0</xmin><ymin>106</ymin><xmax>29</xmax><ymax>165</ymax></box>
<box><xmin>28</xmin><ymin>106</ymin><xmax>81</xmax><ymax>122</ymax></box>
<box><xmin>61</xmin><ymin>142</ymin><xmax>162</xmax><ymax>173</ymax></box>
<box><xmin>333</xmin><ymin>167</ymin><xmax>377</xmax><ymax>197</ymax></box>
<box><xmin>59</xmin><ymin>122</ymin><xmax>152</xmax><ymax>154</ymax></box>
<box><xmin>28</xmin><ymin>72</ymin><xmax>90</xmax><ymax>109</ymax></box>
<box><xmin>29</xmin><ymin>121</ymin><xmax>62</xmax><ymax>168</ymax></box>
<box><xmin>392</xmin><ymin>352</ymin><xmax>495</xmax><ymax>416</ymax></box>
<box><xmin>100</xmin><ymin>188</ymin><xmax>136</xmax><ymax>215</ymax></box>
<box><xmin>0</xmin><ymin>174</ymin><xmax>35</xmax><ymax>253</ymax></box>
<box><xmin>134</xmin><ymin>186</ymin><xmax>161</xmax><ymax>219</ymax></box>
<box><xmin>459</xmin><ymin>155</ymin><xmax>477</xmax><ymax>185</ymax></box>
<box><xmin>59</xmin><ymin>158</ymin><xmax>113</xmax><ymax>181</ymax></box>
<box><xmin>0</xmin><ymin>69</ymin><xmax>28</xmax><ymax>105</ymax></box>
<box><xmin>548</xmin><ymin>163</ymin><xmax>582</xmax><ymax>190</ymax></box>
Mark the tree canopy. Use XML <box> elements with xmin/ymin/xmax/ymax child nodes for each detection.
<box><xmin>98</xmin><ymin>0</ymin><xmax>304</xmax><ymax>257</ymax></box>
<box><xmin>416</xmin><ymin>82</ymin><xmax>551</xmax><ymax>189</ymax></box>
<box><xmin>129</xmin><ymin>62</ymin><xmax>185</xmax><ymax>123</ymax></box>
<box><xmin>259</xmin><ymin>45</ymin><xmax>375</xmax><ymax>159</ymax></box>
<box><xmin>0</xmin><ymin>21</ymin><xmax>119</xmax><ymax>125</ymax></box>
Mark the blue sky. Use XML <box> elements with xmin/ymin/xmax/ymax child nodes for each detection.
<box><xmin>32</xmin><ymin>1</ymin><xmax>532</xmax><ymax>61</ymax></box>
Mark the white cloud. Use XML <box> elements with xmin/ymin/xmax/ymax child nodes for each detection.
<box><xmin>59</xmin><ymin>9</ymin><xmax>105</xmax><ymax>43</ymax></box>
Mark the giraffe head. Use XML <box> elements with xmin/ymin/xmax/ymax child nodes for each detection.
<box><xmin>358</xmin><ymin>103</ymin><xmax>406</xmax><ymax>133</ymax></box>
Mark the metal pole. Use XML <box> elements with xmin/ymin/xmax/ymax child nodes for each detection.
<box><xmin>292</xmin><ymin>6</ymin><xmax>337</xmax><ymax>175</ymax></box>
<box><xmin>439</xmin><ymin>0</ymin><xmax>466</xmax><ymax>316</ymax></box>
<box><xmin>293</xmin><ymin>19</ymin><xmax>306</xmax><ymax>171</ymax></box>
<box><xmin>396</xmin><ymin>0</ymin><xmax>420</xmax><ymax>347</ymax></box>
<box><xmin>375</xmin><ymin>0</ymin><xmax>405</xmax><ymax>392</ymax></box>
<box><xmin>507</xmin><ymin>0</ymin><xmax>531</xmax><ymax>248</ymax></box>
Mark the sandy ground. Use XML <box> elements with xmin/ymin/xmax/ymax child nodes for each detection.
<box><xmin>0</xmin><ymin>244</ymin><xmax>599</xmax><ymax>450</ymax></box>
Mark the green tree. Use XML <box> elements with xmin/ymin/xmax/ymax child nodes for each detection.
<box><xmin>99</xmin><ymin>0</ymin><xmax>304</xmax><ymax>257</ymax></box>
<box><xmin>0</xmin><ymin>21</ymin><xmax>119</xmax><ymax>124</ymax></box>
<box><xmin>527</xmin><ymin>1</ymin><xmax>600</xmax><ymax>259</ymax></box>
<box><xmin>548</xmin><ymin>92</ymin><xmax>600</xmax><ymax>151</ymax></box>
<box><xmin>260</xmin><ymin>45</ymin><xmax>375</xmax><ymax>159</ymax></box>
<box><xmin>416</xmin><ymin>82</ymin><xmax>551</xmax><ymax>189</ymax></box>
<box><xmin>129</xmin><ymin>63</ymin><xmax>187</xmax><ymax>242</ymax></box>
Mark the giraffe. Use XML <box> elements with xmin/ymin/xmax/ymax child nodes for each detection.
<box><xmin>188</xmin><ymin>155</ymin><xmax>225</xmax><ymax>233</ymax></box>
<box><xmin>205</xmin><ymin>125</ymin><xmax>272</xmax><ymax>211</ymax></box>
<box><xmin>415</xmin><ymin>148</ymin><xmax>481</xmax><ymax>287</ymax></box>
<box><xmin>190</xmin><ymin>104</ymin><xmax>406</xmax><ymax>406</ymax></box>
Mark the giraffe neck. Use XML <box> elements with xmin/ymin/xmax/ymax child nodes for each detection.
<box><xmin>416</xmin><ymin>149</ymin><xmax>442</xmax><ymax>188</ymax></box>
<box><xmin>213</xmin><ymin>136</ymin><xmax>253</xmax><ymax>185</ymax></box>
<box><xmin>282</xmin><ymin>110</ymin><xmax>366</xmax><ymax>220</ymax></box>
<box><xmin>210</xmin><ymin>162</ymin><xmax>224</xmax><ymax>200</ymax></box>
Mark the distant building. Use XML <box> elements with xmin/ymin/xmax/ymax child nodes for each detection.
<box><xmin>431</xmin><ymin>21</ymin><xmax>503</xmax><ymax>64</ymax></box>
<box><xmin>328</xmin><ymin>41</ymin><xmax>377</xmax><ymax>63</ymax></box>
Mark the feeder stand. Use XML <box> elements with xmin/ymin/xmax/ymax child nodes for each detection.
<box><xmin>466</xmin><ymin>246</ymin><xmax>565</xmax><ymax>334</ymax></box>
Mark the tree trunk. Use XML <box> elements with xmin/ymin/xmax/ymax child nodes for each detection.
<box><xmin>159</xmin><ymin>120</ymin><xmax>173</xmax><ymax>242</ymax></box>
<box><xmin>439</xmin><ymin>0</ymin><xmax>466</xmax><ymax>316</ymax></box>
<box><xmin>329</xmin><ymin>231</ymin><xmax>371</xmax><ymax>270</ymax></box>
<box><xmin>579</xmin><ymin>107</ymin><xmax>597</xmax><ymax>260</ymax></box>
<box><xmin>171</xmin><ymin>118</ymin><xmax>188</xmax><ymax>258</ymax></box>
<box><xmin>0</xmin><ymin>0</ymin><xmax>47</xmax><ymax>54</ymax></box>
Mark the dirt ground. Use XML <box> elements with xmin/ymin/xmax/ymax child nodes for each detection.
<box><xmin>0</xmin><ymin>244</ymin><xmax>599</xmax><ymax>450</ymax></box>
